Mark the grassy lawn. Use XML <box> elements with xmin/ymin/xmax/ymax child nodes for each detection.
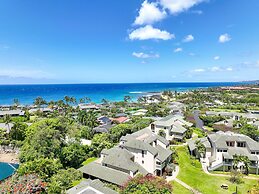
<box><xmin>171</xmin><ymin>181</ymin><xmax>192</xmax><ymax>194</ymax></box>
<box><xmin>176</xmin><ymin>146</ymin><xmax>258</xmax><ymax>194</ymax></box>
<box><xmin>82</xmin><ymin>157</ymin><xmax>97</xmax><ymax>165</ymax></box>
<box><xmin>211</xmin><ymin>108</ymin><xmax>241</xmax><ymax>113</ymax></box>
<box><xmin>204</xmin><ymin>126</ymin><xmax>214</xmax><ymax>131</ymax></box>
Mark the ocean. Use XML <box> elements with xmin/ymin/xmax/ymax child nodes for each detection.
<box><xmin>0</xmin><ymin>82</ymin><xmax>240</xmax><ymax>105</ymax></box>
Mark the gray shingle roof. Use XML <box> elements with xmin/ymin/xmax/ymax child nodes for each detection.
<box><xmin>79</xmin><ymin>162</ymin><xmax>130</xmax><ymax>186</ymax></box>
<box><xmin>208</xmin><ymin>131</ymin><xmax>259</xmax><ymax>151</ymax></box>
<box><xmin>123</xmin><ymin>139</ymin><xmax>158</xmax><ymax>155</ymax></box>
<box><xmin>66</xmin><ymin>179</ymin><xmax>117</xmax><ymax>194</ymax></box>
<box><xmin>102</xmin><ymin>147</ymin><xmax>138</xmax><ymax>173</ymax></box>
<box><xmin>156</xmin><ymin>145</ymin><xmax>172</xmax><ymax>162</ymax></box>
<box><xmin>120</xmin><ymin>127</ymin><xmax>169</xmax><ymax>146</ymax></box>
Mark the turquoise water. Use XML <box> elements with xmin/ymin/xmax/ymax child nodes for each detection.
<box><xmin>0</xmin><ymin>82</ymin><xmax>240</xmax><ymax>105</ymax></box>
<box><xmin>0</xmin><ymin>162</ymin><xmax>19</xmax><ymax>181</ymax></box>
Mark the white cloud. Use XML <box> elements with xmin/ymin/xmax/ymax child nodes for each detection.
<box><xmin>174</xmin><ymin>47</ymin><xmax>183</xmax><ymax>52</ymax></box>
<box><xmin>129</xmin><ymin>25</ymin><xmax>174</xmax><ymax>40</ymax></box>
<box><xmin>226</xmin><ymin>67</ymin><xmax>233</xmax><ymax>71</ymax></box>
<box><xmin>214</xmin><ymin>56</ymin><xmax>220</xmax><ymax>60</ymax></box>
<box><xmin>183</xmin><ymin>34</ymin><xmax>194</xmax><ymax>42</ymax></box>
<box><xmin>134</xmin><ymin>0</ymin><xmax>166</xmax><ymax>25</ymax></box>
<box><xmin>160</xmin><ymin>0</ymin><xmax>206</xmax><ymax>15</ymax></box>
<box><xmin>219</xmin><ymin>33</ymin><xmax>231</xmax><ymax>43</ymax></box>
<box><xmin>189</xmin><ymin>52</ymin><xmax>195</xmax><ymax>56</ymax></box>
<box><xmin>193</xmin><ymin>68</ymin><xmax>205</xmax><ymax>72</ymax></box>
<box><xmin>132</xmin><ymin>52</ymin><xmax>159</xmax><ymax>59</ymax></box>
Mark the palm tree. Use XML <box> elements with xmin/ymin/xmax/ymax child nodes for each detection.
<box><xmin>13</xmin><ymin>98</ymin><xmax>20</xmax><ymax>108</ymax></box>
<box><xmin>34</xmin><ymin>96</ymin><xmax>47</xmax><ymax>109</ymax></box>
<box><xmin>78</xmin><ymin>110</ymin><xmax>99</xmax><ymax>128</ymax></box>
<box><xmin>124</xmin><ymin>96</ymin><xmax>131</xmax><ymax>103</ymax></box>
<box><xmin>233</xmin><ymin>155</ymin><xmax>251</xmax><ymax>175</ymax></box>
<box><xmin>101</xmin><ymin>98</ymin><xmax>109</xmax><ymax>105</ymax></box>
<box><xmin>195</xmin><ymin>140</ymin><xmax>206</xmax><ymax>158</ymax></box>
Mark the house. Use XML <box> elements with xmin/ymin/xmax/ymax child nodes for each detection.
<box><xmin>168</xmin><ymin>102</ymin><xmax>185</xmax><ymax>114</ymax></box>
<box><xmin>97</xmin><ymin>116</ymin><xmax>112</xmax><ymax>125</ymax></box>
<box><xmin>132</xmin><ymin>109</ymin><xmax>148</xmax><ymax>116</ymax></box>
<box><xmin>205</xmin><ymin>111</ymin><xmax>259</xmax><ymax>121</ymax></box>
<box><xmin>149</xmin><ymin>115</ymin><xmax>192</xmax><ymax>141</ymax></box>
<box><xmin>0</xmin><ymin>110</ymin><xmax>25</xmax><ymax>118</ymax></box>
<box><xmin>0</xmin><ymin>123</ymin><xmax>14</xmax><ymax>133</ymax></box>
<box><xmin>79</xmin><ymin>128</ymin><xmax>173</xmax><ymax>186</ymax></box>
<box><xmin>28</xmin><ymin>107</ymin><xmax>53</xmax><ymax>114</ymax></box>
<box><xmin>78</xmin><ymin>104</ymin><xmax>99</xmax><ymax>110</ymax></box>
<box><xmin>66</xmin><ymin>179</ymin><xmax>117</xmax><ymax>194</ymax></box>
<box><xmin>120</xmin><ymin>128</ymin><xmax>173</xmax><ymax>176</ymax></box>
<box><xmin>93</xmin><ymin>124</ymin><xmax>113</xmax><ymax>133</ymax></box>
<box><xmin>111</xmin><ymin>116</ymin><xmax>129</xmax><ymax>124</ymax></box>
<box><xmin>188</xmin><ymin>131</ymin><xmax>259</xmax><ymax>174</ymax></box>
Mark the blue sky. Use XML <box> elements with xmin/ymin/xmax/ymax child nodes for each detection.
<box><xmin>0</xmin><ymin>0</ymin><xmax>259</xmax><ymax>84</ymax></box>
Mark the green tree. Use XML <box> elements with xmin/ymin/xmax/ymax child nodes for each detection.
<box><xmin>9</xmin><ymin>122</ymin><xmax>27</xmax><ymax>141</ymax></box>
<box><xmin>20</xmin><ymin>119</ymin><xmax>66</xmax><ymax>162</ymax></box>
<box><xmin>61</xmin><ymin>143</ymin><xmax>88</xmax><ymax>168</ymax></box>
<box><xmin>121</xmin><ymin>174</ymin><xmax>172</xmax><ymax>194</ymax></box>
<box><xmin>233</xmin><ymin>154</ymin><xmax>251</xmax><ymax>175</ymax></box>
<box><xmin>3</xmin><ymin>114</ymin><xmax>11</xmax><ymax>133</ymax></box>
<box><xmin>158</xmin><ymin>129</ymin><xmax>166</xmax><ymax>138</ymax></box>
<box><xmin>195</xmin><ymin>140</ymin><xmax>206</xmax><ymax>158</ymax></box>
<box><xmin>91</xmin><ymin>133</ymin><xmax>113</xmax><ymax>157</ymax></box>
<box><xmin>240</xmin><ymin>124</ymin><xmax>259</xmax><ymax>141</ymax></box>
<box><xmin>17</xmin><ymin>158</ymin><xmax>62</xmax><ymax>181</ymax></box>
<box><xmin>78</xmin><ymin>110</ymin><xmax>99</xmax><ymax>128</ymax></box>
<box><xmin>48</xmin><ymin>168</ymin><xmax>82</xmax><ymax>193</ymax></box>
<box><xmin>80</xmin><ymin>126</ymin><xmax>94</xmax><ymax>139</ymax></box>
<box><xmin>33</xmin><ymin>96</ymin><xmax>47</xmax><ymax>109</ymax></box>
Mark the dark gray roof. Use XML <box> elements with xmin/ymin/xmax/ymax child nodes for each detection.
<box><xmin>208</xmin><ymin>131</ymin><xmax>259</xmax><ymax>151</ymax></box>
<box><xmin>156</xmin><ymin>145</ymin><xmax>172</xmax><ymax>162</ymax></box>
<box><xmin>79</xmin><ymin>162</ymin><xmax>130</xmax><ymax>186</ymax></box>
<box><xmin>123</xmin><ymin>139</ymin><xmax>158</xmax><ymax>155</ymax></box>
<box><xmin>120</xmin><ymin>127</ymin><xmax>169</xmax><ymax>146</ymax></box>
<box><xmin>93</xmin><ymin>124</ymin><xmax>113</xmax><ymax>133</ymax></box>
<box><xmin>66</xmin><ymin>179</ymin><xmax>117</xmax><ymax>194</ymax></box>
<box><xmin>102</xmin><ymin>147</ymin><xmax>138</xmax><ymax>173</ymax></box>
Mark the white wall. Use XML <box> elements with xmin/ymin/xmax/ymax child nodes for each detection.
<box><xmin>126</xmin><ymin>147</ymin><xmax>156</xmax><ymax>174</ymax></box>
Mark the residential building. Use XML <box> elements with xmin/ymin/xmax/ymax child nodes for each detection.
<box><xmin>66</xmin><ymin>179</ymin><xmax>117</xmax><ymax>194</ymax></box>
<box><xmin>149</xmin><ymin>115</ymin><xmax>192</xmax><ymax>141</ymax></box>
<box><xmin>188</xmin><ymin>131</ymin><xmax>259</xmax><ymax>174</ymax></box>
<box><xmin>79</xmin><ymin>128</ymin><xmax>172</xmax><ymax>186</ymax></box>
<box><xmin>0</xmin><ymin>109</ymin><xmax>25</xmax><ymax>117</ymax></box>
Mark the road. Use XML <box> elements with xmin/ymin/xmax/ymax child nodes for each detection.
<box><xmin>193</xmin><ymin>110</ymin><xmax>204</xmax><ymax>131</ymax></box>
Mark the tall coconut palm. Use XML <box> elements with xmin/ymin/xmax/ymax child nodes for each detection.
<box><xmin>33</xmin><ymin>96</ymin><xmax>47</xmax><ymax>109</ymax></box>
<box><xmin>78</xmin><ymin>110</ymin><xmax>99</xmax><ymax>128</ymax></box>
<box><xmin>195</xmin><ymin>140</ymin><xmax>206</xmax><ymax>158</ymax></box>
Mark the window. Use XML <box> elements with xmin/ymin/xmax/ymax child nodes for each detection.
<box><xmin>142</xmin><ymin>160</ymin><xmax>144</xmax><ymax>164</ymax></box>
<box><xmin>142</xmin><ymin>150</ymin><xmax>145</xmax><ymax>157</ymax></box>
<box><xmin>237</xmin><ymin>142</ymin><xmax>246</xmax><ymax>148</ymax></box>
<box><xmin>252</xmin><ymin>152</ymin><xmax>256</xmax><ymax>154</ymax></box>
<box><xmin>226</xmin><ymin>141</ymin><xmax>235</xmax><ymax>147</ymax></box>
<box><xmin>156</xmin><ymin>161</ymin><xmax>161</xmax><ymax>165</ymax></box>
<box><xmin>151</xmin><ymin>124</ymin><xmax>155</xmax><ymax>131</ymax></box>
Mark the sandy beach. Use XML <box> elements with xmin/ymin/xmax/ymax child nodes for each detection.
<box><xmin>0</xmin><ymin>153</ymin><xmax>19</xmax><ymax>164</ymax></box>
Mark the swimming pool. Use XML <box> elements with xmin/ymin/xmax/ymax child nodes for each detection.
<box><xmin>0</xmin><ymin>162</ymin><xmax>19</xmax><ymax>181</ymax></box>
